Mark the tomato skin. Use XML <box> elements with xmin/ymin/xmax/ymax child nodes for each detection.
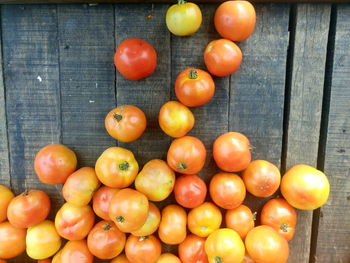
<box><xmin>205</xmin><ymin>228</ymin><xmax>245</xmax><ymax>263</ymax></box>
<box><xmin>213</xmin><ymin>132</ymin><xmax>251</xmax><ymax>172</ymax></box>
<box><xmin>156</xmin><ymin>253</ymin><xmax>181</xmax><ymax>263</ymax></box>
<box><xmin>34</xmin><ymin>144</ymin><xmax>77</xmax><ymax>184</ymax></box>
<box><xmin>62</xmin><ymin>167</ymin><xmax>100</xmax><ymax>206</ymax></box>
<box><xmin>0</xmin><ymin>185</ymin><xmax>14</xmax><ymax>223</ymax></box>
<box><xmin>95</xmin><ymin>147</ymin><xmax>139</xmax><ymax>188</ymax></box>
<box><xmin>105</xmin><ymin>105</ymin><xmax>147</xmax><ymax>142</ymax></box>
<box><xmin>167</xmin><ymin>136</ymin><xmax>206</xmax><ymax>174</ymax></box>
<box><xmin>242</xmin><ymin>254</ymin><xmax>255</xmax><ymax>263</ymax></box>
<box><xmin>38</xmin><ymin>259</ymin><xmax>51</xmax><ymax>263</ymax></box>
<box><xmin>209</xmin><ymin>173</ymin><xmax>246</xmax><ymax>210</ymax></box>
<box><xmin>135</xmin><ymin>159</ymin><xmax>175</xmax><ymax>202</ymax></box>
<box><xmin>61</xmin><ymin>240</ymin><xmax>93</xmax><ymax>263</ymax></box>
<box><xmin>225</xmin><ymin>205</ymin><xmax>255</xmax><ymax>240</ymax></box>
<box><xmin>166</xmin><ymin>2</ymin><xmax>202</xmax><ymax>36</ymax></box>
<box><xmin>51</xmin><ymin>250</ymin><xmax>62</xmax><ymax>263</ymax></box>
<box><xmin>55</xmin><ymin>203</ymin><xmax>95</xmax><ymax>240</ymax></box>
<box><xmin>260</xmin><ymin>198</ymin><xmax>297</xmax><ymax>241</ymax></box>
<box><xmin>131</xmin><ymin>203</ymin><xmax>161</xmax><ymax>236</ymax></box>
<box><xmin>245</xmin><ymin>226</ymin><xmax>289</xmax><ymax>263</ymax></box>
<box><xmin>158</xmin><ymin>204</ymin><xmax>187</xmax><ymax>245</ymax></box>
<box><xmin>92</xmin><ymin>186</ymin><xmax>119</xmax><ymax>220</ymax></box>
<box><xmin>26</xmin><ymin>220</ymin><xmax>61</xmax><ymax>260</ymax></box>
<box><xmin>174</xmin><ymin>174</ymin><xmax>207</xmax><ymax>208</ymax></box>
<box><xmin>114</xmin><ymin>38</ymin><xmax>157</xmax><ymax>80</ymax></box>
<box><xmin>111</xmin><ymin>254</ymin><xmax>131</xmax><ymax>263</ymax></box>
<box><xmin>0</xmin><ymin>221</ymin><xmax>26</xmax><ymax>259</ymax></box>
<box><xmin>7</xmin><ymin>190</ymin><xmax>50</xmax><ymax>228</ymax></box>
<box><xmin>0</xmin><ymin>259</ymin><xmax>6</xmax><ymax>263</ymax></box>
<box><xmin>281</xmin><ymin>164</ymin><xmax>330</xmax><ymax>210</ymax></box>
<box><xmin>125</xmin><ymin>235</ymin><xmax>161</xmax><ymax>263</ymax></box>
<box><xmin>214</xmin><ymin>1</ymin><xmax>256</xmax><ymax>41</ymax></box>
<box><xmin>108</xmin><ymin>188</ymin><xmax>149</xmax><ymax>233</ymax></box>
<box><xmin>178</xmin><ymin>234</ymin><xmax>208</xmax><ymax>263</ymax></box>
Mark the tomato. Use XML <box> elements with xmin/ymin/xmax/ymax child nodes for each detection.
<box><xmin>87</xmin><ymin>220</ymin><xmax>126</xmax><ymax>259</ymax></box>
<box><xmin>209</xmin><ymin>173</ymin><xmax>246</xmax><ymax>209</ymax></box>
<box><xmin>213</xmin><ymin>132</ymin><xmax>251</xmax><ymax>172</ymax></box>
<box><xmin>188</xmin><ymin>202</ymin><xmax>222</xmax><ymax>237</ymax></box>
<box><xmin>55</xmin><ymin>203</ymin><xmax>95</xmax><ymax>240</ymax></box>
<box><xmin>0</xmin><ymin>260</ymin><xmax>6</xmax><ymax>263</ymax></box>
<box><xmin>95</xmin><ymin>147</ymin><xmax>139</xmax><ymax>188</ymax></box>
<box><xmin>109</xmin><ymin>188</ymin><xmax>149</xmax><ymax>233</ymax></box>
<box><xmin>166</xmin><ymin>1</ymin><xmax>202</xmax><ymax>36</ymax></box>
<box><xmin>260</xmin><ymin>198</ymin><xmax>297</xmax><ymax>241</ymax></box>
<box><xmin>242</xmin><ymin>254</ymin><xmax>255</xmax><ymax>263</ymax></box>
<box><xmin>135</xmin><ymin>159</ymin><xmax>175</xmax><ymax>202</ymax></box>
<box><xmin>131</xmin><ymin>203</ymin><xmax>161</xmax><ymax>236</ymax></box>
<box><xmin>156</xmin><ymin>253</ymin><xmax>181</xmax><ymax>263</ymax></box>
<box><xmin>175</xmin><ymin>68</ymin><xmax>215</xmax><ymax>107</ymax></box>
<box><xmin>225</xmin><ymin>205</ymin><xmax>255</xmax><ymax>240</ymax></box>
<box><xmin>26</xmin><ymin>220</ymin><xmax>61</xmax><ymax>260</ymax></box>
<box><xmin>167</xmin><ymin>136</ymin><xmax>206</xmax><ymax>174</ymax></box>
<box><xmin>7</xmin><ymin>190</ymin><xmax>50</xmax><ymax>228</ymax></box>
<box><xmin>34</xmin><ymin>144</ymin><xmax>77</xmax><ymax>184</ymax></box>
<box><xmin>281</xmin><ymin>164</ymin><xmax>330</xmax><ymax>210</ymax></box>
<box><xmin>0</xmin><ymin>221</ymin><xmax>26</xmax><ymax>259</ymax></box>
<box><xmin>125</xmin><ymin>235</ymin><xmax>161</xmax><ymax>263</ymax></box>
<box><xmin>245</xmin><ymin>226</ymin><xmax>289</xmax><ymax>263</ymax></box>
<box><xmin>61</xmin><ymin>240</ymin><xmax>93</xmax><ymax>263</ymax></box>
<box><xmin>52</xmin><ymin>250</ymin><xmax>62</xmax><ymax>263</ymax></box>
<box><xmin>158</xmin><ymin>204</ymin><xmax>187</xmax><ymax>245</ymax></box>
<box><xmin>0</xmin><ymin>185</ymin><xmax>14</xmax><ymax>223</ymax></box>
<box><xmin>105</xmin><ymin>105</ymin><xmax>147</xmax><ymax>142</ymax></box>
<box><xmin>214</xmin><ymin>1</ymin><xmax>256</xmax><ymax>42</ymax></box>
<box><xmin>204</xmin><ymin>39</ymin><xmax>242</xmax><ymax>77</ymax></box>
<box><xmin>205</xmin><ymin>228</ymin><xmax>245</xmax><ymax>263</ymax></box>
<box><xmin>111</xmin><ymin>254</ymin><xmax>131</xmax><ymax>263</ymax></box>
<box><xmin>114</xmin><ymin>38</ymin><xmax>157</xmax><ymax>80</ymax></box>
<box><xmin>92</xmin><ymin>186</ymin><xmax>119</xmax><ymax>220</ymax></box>
<box><xmin>174</xmin><ymin>174</ymin><xmax>207</xmax><ymax>208</ymax></box>
<box><xmin>178</xmin><ymin>234</ymin><xmax>208</xmax><ymax>263</ymax></box>
<box><xmin>38</xmin><ymin>259</ymin><xmax>51</xmax><ymax>263</ymax></box>
<box><xmin>158</xmin><ymin>101</ymin><xmax>195</xmax><ymax>138</ymax></box>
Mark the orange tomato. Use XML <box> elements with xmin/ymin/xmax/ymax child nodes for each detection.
<box><xmin>61</xmin><ymin>240</ymin><xmax>93</xmax><ymax>263</ymax></box>
<box><xmin>34</xmin><ymin>144</ymin><xmax>77</xmax><ymax>184</ymax></box>
<box><xmin>188</xmin><ymin>202</ymin><xmax>222</xmax><ymax>237</ymax></box>
<box><xmin>158</xmin><ymin>204</ymin><xmax>187</xmax><ymax>245</ymax></box>
<box><xmin>38</xmin><ymin>259</ymin><xmax>51</xmax><ymax>263</ymax></box>
<box><xmin>156</xmin><ymin>253</ymin><xmax>181</xmax><ymax>263</ymax></box>
<box><xmin>281</xmin><ymin>164</ymin><xmax>330</xmax><ymax>210</ymax></box>
<box><xmin>0</xmin><ymin>259</ymin><xmax>6</xmax><ymax>263</ymax></box>
<box><xmin>209</xmin><ymin>173</ymin><xmax>246</xmax><ymax>209</ymax></box>
<box><xmin>95</xmin><ymin>147</ymin><xmax>139</xmax><ymax>188</ymax></box>
<box><xmin>0</xmin><ymin>185</ymin><xmax>14</xmax><ymax>223</ymax></box>
<box><xmin>125</xmin><ymin>235</ymin><xmax>161</xmax><ymax>263</ymax></box>
<box><xmin>92</xmin><ymin>186</ymin><xmax>119</xmax><ymax>220</ymax></box>
<box><xmin>131</xmin><ymin>203</ymin><xmax>161</xmax><ymax>236</ymax></box>
<box><xmin>87</xmin><ymin>220</ymin><xmax>126</xmax><ymax>259</ymax></box>
<box><xmin>51</xmin><ymin>250</ymin><xmax>62</xmax><ymax>263</ymax></box>
<box><xmin>178</xmin><ymin>234</ymin><xmax>208</xmax><ymax>263</ymax></box>
<box><xmin>242</xmin><ymin>254</ymin><xmax>255</xmax><ymax>263</ymax></box>
<box><xmin>214</xmin><ymin>1</ymin><xmax>256</xmax><ymax>41</ymax></box>
<box><xmin>111</xmin><ymin>254</ymin><xmax>131</xmax><ymax>263</ymax></box>
<box><xmin>167</xmin><ymin>136</ymin><xmax>206</xmax><ymax>174</ymax></box>
<box><xmin>135</xmin><ymin>159</ymin><xmax>175</xmax><ymax>202</ymax></box>
<box><xmin>105</xmin><ymin>105</ymin><xmax>147</xmax><ymax>142</ymax></box>
<box><xmin>109</xmin><ymin>188</ymin><xmax>149</xmax><ymax>232</ymax></box>
<box><xmin>225</xmin><ymin>205</ymin><xmax>255</xmax><ymax>240</ymax></box>
<box><xmin>0</xmin><ymin>221</ymin><xmax>26</xmax><ymax>259</ymax></box>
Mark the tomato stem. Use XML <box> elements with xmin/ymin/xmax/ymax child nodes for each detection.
<box><xmin>103</xmin><ymin>223</ymin><xmax>111</xmax><ymax>231</ymax></box>
<box><xmin>178</xmin><ymin>162</ymin><xmax>187</xmax><ymax>170</ymax></box>
<box><xmin>214</xmin><ymin>256</ymin><xmax>223</xmax><ymax>263</ymax></box>
<box><xmin>189</xmin><ymin>69</ymin><xmax>198</xmax><ymax>79</ymax></box>
<box><xmin>116</xmin><ymin>216</ymin><xmax>125</xmax><ymax>223</ymax></box>
<box><xmin>21</xmin><ymin>190</ymin><xmax>29</xmax><ymax>196</ymax></box>
<box><xmin>113</xmin><ymin>113</ymin><xmax>123</xmax><ymax>122</ymax></box>
<box><xmin>280</xmin><ymin>223</ymin><xmax>289</xmax><ymax>232</ymax></box>
<box><xmin>119</xmin><ymin>161</ymin><xmax>130</xmax><ymax>171</ymax></box>
<box><xmin>139</xmin><ymin>236</ymin><xmax>148</xmax><ymax>241</ymax></box>
<box><xmin>178</xmin><ymin>0</ymin><xmax>186</xmax><ymax>4</ymax></box>
<box><xmin>253</xmin><ymin>211</ymin><xmax>257</xmax><ymax>221</ymax></box>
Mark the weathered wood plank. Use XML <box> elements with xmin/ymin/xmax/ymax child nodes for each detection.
<box><xmin>314</xmin><ymin>5</ymin><xmax>350</xmax><ymax>263</ymax></box>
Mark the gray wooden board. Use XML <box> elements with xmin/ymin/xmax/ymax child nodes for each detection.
<box><xmin>314</xmin><ymin>5</ymin><xmax>350</xmax><ymax>263</ymax></box>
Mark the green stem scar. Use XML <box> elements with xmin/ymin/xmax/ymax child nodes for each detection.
<box><xmin>178</xmin><ymin>162</ymin><xmax>187</xmax><ymax>170</ymax></box>
<box><xmin>214</xmin><ymin>256</ymin><xmax>223</xmax><ymax>263</ymax></box>
<box><xmin>113</xmin><ymin>113</ymin><xmax>122</xmax><ymax>122</ymax></box>
<box><xmin>139</xmin><ymin>236</ymin><xmax>148</xmax><ymax>241</ymax></box>
<box><xmin>189</xmin><ymin>69</ymin><xmax>198</xmax><ymax>79</ymax></box>
<box><xmin>116</xmin><ymin>216</ymin><xmax>125</xmax><ymax>223</ymax></box>
<box><xmin>178</xmin><ymin>0</ymin><xmax>186</xmax><ymax>4</ymax></box>
<box><xmin>103</xmin><ymin>223</ymin><xmax>111</xmax><ymax>231</ymax></box>
<box><xmin>119</xmin><ymin>161</ymin><xmax>130</xmax><ymax>171</ymax></box>
<box><xmin>280</xmin><ymin>223</ymin><xmax>289</xmax><ymax>232</ymax></box>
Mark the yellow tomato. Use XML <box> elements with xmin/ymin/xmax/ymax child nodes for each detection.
<box><xmin>156</xmin><ymin>253</ymin><xmax>181</xmax><ymax>263</ymax></box>
<box><xmin>52</xmin><ymin>250</ymin><xmax>62</xmax><ymax>263</ymax></box>
<box><xmin>131</xmin><ymin>203</ymin><xmax>161</xmax><ymax>236</ymax></box>
<box><xmin>0</xmin><ymin>185</ymin><xmax>14</xmax><ymax>223</ymax></box>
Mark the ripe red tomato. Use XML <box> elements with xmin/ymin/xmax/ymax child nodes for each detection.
<box><xmin>225</xmin><ymin>205</ymin><xmax>255</xmax><ymax>240</ymax></box>
<box><xmin>209</xmin><ymin>173</ymin><xmax>246</xmax><ymax>209</ymax></box>
<box><xmin>0</xmin><ymin>221</ymin><xmax>26</xmax><ymax>259</ymax></box>
<box><xmin>125</xmin><ymin>235</ymin><xmax>161</xmax><ymax>263</ymax></box>
<box><xmin>260</xmin><ymin>198</ymin><xmax>297</xmax><ymax>241</ymax></box>
<box><xmin>131</xmin><ymin>202</ymin><xmax>161</xmax><ymax>237</ymax></box>
<box><xmin>111</xmin><ymin>254</ymin><xmax>131</xmax><ymax>263</ymax></box>
<box><xmin>175</xmin><ymin>68</ymin><xmax>215</xmax><ymax>107</ymax></box>
<box><xmin>0</xmin><ymin>185</ymin><xmax>14</xmax><ymax>223</ymax></box>
<box><xmin>213</xmin><ymin>132</ymin><xmax>251</xmax><ymax>172</ymax></box>
<box><xmin>60</xmin><ymin>240</ymin><xmax>93</xmax><ymax>263</ymax></box>
<box><xmin>242</xmin><ymin>160</ymin><xmax>281</xmax><ymax>197</ymax></box>
<box><xmin>114</xmin><ymin>38</ymin><xmax>157</xmax><ymax>80</ymax></box>
<box><xmin>174</xmin><ymin>174</ymin><xmax>207</xmax><ymax>208</ymax></box>
<box><xmin>34</xmin><ymin>144</ymin><xmax>77</xmax><ymax>184</ymax></box>
<box><xmin>92</xmin><ymin>186</ymin><xmax>119</xmax><ymax>220</ymax></box>
<box><xmin>167</xmin><ymin>136</ymin><xmax>206</xmax><ymax>174</ymax></box>
<box><xmin>178</xmin><ymin>234</ymin><xmax>208</xmax><ymax>263</ymax></box>
<box><xmin>7</xmin><ymin>190</ymin><xmax>50</xmax><ymax>228</ymax></box>
<box><xmin>105</xmin><ymin>105</ymin><xmax>147</xmax><ymax>142</ymax></box>
<box><xmin>204</xmin><ymin>39</ymin><xmax>242</xmax><ymax>77</ymax></box>
<box><xmin>214</xmin><ymin>1</ymin><xmax>256</xmax><ymax>41</ymax></box>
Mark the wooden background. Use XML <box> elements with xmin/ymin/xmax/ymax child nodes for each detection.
<box><xmin>0</xmin><ymin>2</ymin><xmax>349</xmax><ymax>263</ymax></box>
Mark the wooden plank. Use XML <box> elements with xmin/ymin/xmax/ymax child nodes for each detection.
<box><xmin>58</xmin><ymin>4</ymin><xmax>116</xmax><ymax>167</ymax></box>
<box><xmin>314</xmin><ymin>5</ymin><xmax>350</xmax><ymax>263</ymax></box>
<box><xmin>285</xmin><ymin>4</ymin><xmax>331</xmax><ymax>263</ymax></box>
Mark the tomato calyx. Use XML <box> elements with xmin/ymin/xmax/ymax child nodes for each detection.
<box><xmin>280</xmin><ymin>223</ymin><xmax>289</xmax><ymax>232</ymax></box>
<box><xmin>21</xmin><ymin>190</ymin><xmax>29</xmax><ymax>196</ymax></box>
<box><xmin>189</xmin><ymin>69</ymin><xmax>198</xmax><ymax>79</ymax></box>
<box><xmin>214</xmin><ymin>256</ymin><xmax>223</xmax><ymax>263</ymax></box>
<box><xmin>178</xmin><ymin>162</ymin><xmax>187</xmax><ymax>170</ymax></box>
<box><xmin>139</xmin><ymin>236</ymin><xmax>149</xmax><ymax>241</ymax></box>
<box><xmin>113</xmin><ymin>113</ymin><xmax>123</xmax><ymax>122</ymax></box>
<box><xmin>103</xmin><ymin>223</ymin><xmax>112</xmax><ymax>231</ymax></box>
<box><xmin>178</xmin><ymin>0</ymin><xmax>186</xmax><ymax>5</ymax></box>
<box><xmin>119</xmin><ymin>161</ymin><xmax>130</xmax><ymax>171</ymax></box>
<box><xmin>116</xmin><ymin>216</ymin><xmax>125</xmax><ymax>223</ymax></box>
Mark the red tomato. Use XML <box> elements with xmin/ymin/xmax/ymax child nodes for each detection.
<box><xmin>92</xmin><ymin>186</ymin><xmax>119</xmax><ymax>220</ymax></box>
<box><xmin>214</xmin><ymin>1</ymin><xmax>256</xmax><ymax>41</ymax></box>
<box><xmin>213</xmin><ymin>132</ymin><xmax>251</xmax><ymax>172</ymax></box>
<box><xmin>105</xmin><ymin>105</ymin><xmax>147</xmax><ymax>142</ymax></box>
<box><xmin>178</xmin><ymin>234</ymin><xmax>208</xmax><ymax>263</ymax></box>
<box><xmin>225</xmin><ymin>205</ymin><xmax>255</xmax><ymax>240</ymax></box>
<box><xmin>175</xmin><ymin>68</ymin><xmax>215</xmax><ymax>107</ymax></box>
<box><xmin>7</xmin><ymin>190</ymin><xmax>50</xmax><ymax>228</ymax></box>
<box><xmin>0</xmin><ymin>221</ymin><xmax>26</xmax><ymax>259</ymax></box>
<box><xmin>114</xmin><ymin>38</ymin><xmax>157</xmax><ymax>80</ymax></box>
<box><xmin>167</xmin><ymin>136</ymin><xmax>206</xmax><ymax>174</ymax></box>
<box><xmin>111</xmin><ymin>254</ymin><xmax>131</xmax><ymax>263</ymax></box>
<box><xmin>61</xmin><ymin>240</ymin><xmax>93</xmax><ymax>263</ymax></box>
<box><xmin>125</xmin><ymin>235</ymin><xmax>161</xmax><ymax>263</ymax></box>
<box><xmin>34</xmin><ymin>144</ymin><xmax>77</xmax><ymax>184</ymax></box>
<box><xmin>174</xmin><ymin>174</ymin><xmax>207</xmax><ymax>208</ymax></box>
<box><xmin>0</xmin><ymin>185</ymin><xmax>14</xmax><ymax>223</ymax></box>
